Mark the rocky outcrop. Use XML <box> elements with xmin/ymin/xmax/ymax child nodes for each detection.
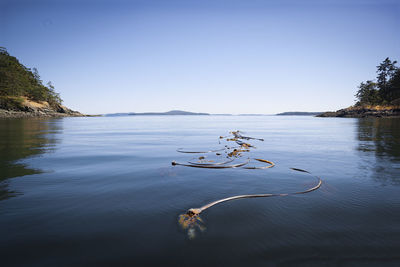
<box><xmin>317</xmin><ymin>106</ymin><xmax>400</xmax><ymax>118</ymax></box>
<box><xmin>0</xmin><ymin>108</ymin><xmax>85</xmax><ymax>118</ymax></box>
<box><xmin>0</xmin><ymin>97</ymin><xmax>88</xmax><ymax>118</ymax></box>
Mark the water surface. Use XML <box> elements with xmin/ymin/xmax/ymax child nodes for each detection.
<box><xmin>1</xmin><ymin>116</ymin><xmax>400</xmax><ymax>266</ymax></box>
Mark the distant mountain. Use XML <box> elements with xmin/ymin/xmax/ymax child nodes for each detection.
<box><xmin>237</xmin><ymin>114</ymin><xmax>267</xmax><ymax>116</ymax></box>
<box><xmin>106</xmin><ymin>110</ymin><xmax>210</xmax><ymax>116</ymax></box>
<box><xmin>104</xmin><ymin>113</ymin><xmax>130</xmax><ymax>117</ymax></box>
<box><xmin>276</xmin><ymin>112</ymin><xmax>323</xmax><ymax>116</ymax></box>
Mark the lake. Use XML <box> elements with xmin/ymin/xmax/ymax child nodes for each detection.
<box><xmin>1</xmin><ymin>115</ymin><xmax>400</xmax><ymax>266</ymax></box>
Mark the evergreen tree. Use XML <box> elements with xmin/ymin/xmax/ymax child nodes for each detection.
<box><xmin>0</xmin><ymin>47</ymin><xmax>63</xmax><ymax>108</ymax></box>
<box><xmin>355</xmin><ymin>81</ymin><xmax>380</xmax><ymax>106</ymax></box>
<box><xmin>376</xmin><ymin>57</ymin><xmax>398</xmax><ymax>103</ymax></box>
<box><xmin>355</xmin><ymin>57</ymin><xmax>399</xmax><ymax>106</ymax></box>
<box><xmin>388</xmin><ymin>69</ymin><xmax>400</xmax><ymax>103</ymax></box>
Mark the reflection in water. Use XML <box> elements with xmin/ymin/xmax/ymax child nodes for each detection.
<box><xmin>357</xmin><ymin>118</ymin><xmax>400</xmax><ymax>185</ymax></box>
<box><xmin>0</xmin><ymin>119</ymin><xmax>61</xmax><ymax>200</ymax></box>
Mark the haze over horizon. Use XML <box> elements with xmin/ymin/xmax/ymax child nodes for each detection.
<box><xmin>2</xmin><ymin>0</ymin><xmax>399</xmax><ymax>115</ymax></box>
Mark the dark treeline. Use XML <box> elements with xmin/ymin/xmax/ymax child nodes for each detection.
<box><xmin>356</xmin><ymin>58</ymin><xmax>400</xmax><ymax>106</ymax></box>
<box><xmin>0</xmin><ymin>47</ymin><xmax>62</xmax><ymax>108</ymax></box>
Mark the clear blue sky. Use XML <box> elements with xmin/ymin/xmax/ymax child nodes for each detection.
<box><xmin>1</xmin><ymin>0</ymin><xmax>399</xmax><ymax>114</ymax></box>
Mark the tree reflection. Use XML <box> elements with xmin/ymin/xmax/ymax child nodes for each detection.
<box><xmin>0</xmin><ymin>119</ymin><xmax>61</xmax><ymax>200</ymax></box>
<box><xmin>357</xmin><ymin>118</ymin><xmax>400</xmax><ymax>185</ymax></box>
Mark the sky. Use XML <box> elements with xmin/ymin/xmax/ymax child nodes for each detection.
<box><xmin>1</xmin><ymin>0</ymin><xmax>399</xmax><ymax>114</ymax></box>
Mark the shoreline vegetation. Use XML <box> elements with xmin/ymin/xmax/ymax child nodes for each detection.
<box><xmin>0</xmin><ymin>47</ymin><xmax>87</xmax><ymax>118</ymax></box>
<box><xmin>318</xmin><ymin>57</ymin><xmax>400</xmax><ymax>118</ymax></box>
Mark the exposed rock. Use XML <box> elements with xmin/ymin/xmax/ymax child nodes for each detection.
<box><xmin>317</xmin><ymin>105</ymin><xmax>400</xmax><ymax>118</ymax></box>
<box><xmin>0</xmin><ymin>97</ymin><xmax>90</xmax><ymax>118</ymax></box>
<box><xmin>0</xmin><ymin>108</ymin><xmax>88</xmax><ymax>118</ymax></box>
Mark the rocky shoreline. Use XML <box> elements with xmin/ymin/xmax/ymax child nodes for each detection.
<box><xmin>0</xmin><ymin>97</ymin><xmax>99</xmax><ymax>119</ymax></box>
<box><xmin>0</xmin><ymin>108</ymin><xmax>89</xmax><ymax>118</ymax></box>
<box><xmin>317</xmin><ymin>106</ymin><xmax>400</xmax><ymax>118</ymax></box>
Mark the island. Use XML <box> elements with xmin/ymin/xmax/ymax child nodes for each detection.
<box><xmin>0</xmin><ymin>47</ymin><xmax>85</xmax><ymax>118</ymax></box>
<box><xmin>129</xmin><ymin>110</ymin><xmax>209</xmax><ymax>116</ymax></box>
<box><xmin>277</xmin><ymin>112</ymin><xmax>323</xmax><ymax>116</ymax></box>
<box><xmin>318</xmin><ymin>57</ymin><xmax>400</xmax><ymax>118</ymax></box>
<box><xmin>105</xmin><ymin>110</ymin><xmax>209</xmax><ymax>116</ymax></box>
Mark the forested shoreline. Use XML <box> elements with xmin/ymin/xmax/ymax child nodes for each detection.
<box><xmin>355</xmin><ymin>58</ymin><xmax>400</xmax><ymax>106</ymax></box>
<box><xmin>318</xmin><ymin>58</ymin><xmax>400</xmax><ymax>118</ymax></box>
<box><xmin>0</xmin><ymin>47</ymin><xmax>84</xmax><ymax>117</ymax></box>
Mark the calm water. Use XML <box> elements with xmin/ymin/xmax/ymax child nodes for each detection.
<box><xmin>1</xmin><ymin>116</ymin><xmax>400</xmax><ymax>266</ymax></box>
